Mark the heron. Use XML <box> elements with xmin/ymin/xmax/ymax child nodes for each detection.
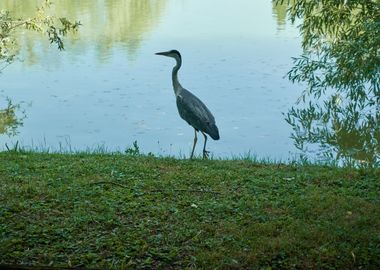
<box><xmin>155</xmin><ymin>50</ymin><xmax>220</xmax><ymax>159</ymax></box>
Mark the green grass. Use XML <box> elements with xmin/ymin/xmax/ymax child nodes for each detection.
<box><xmin>0</xmin><ymin>151</ymin><xmax>379</xmax><ymax>269</ymax></box>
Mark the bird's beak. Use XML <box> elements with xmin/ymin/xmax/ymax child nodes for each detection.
<box><xmin>155</xmin><ymin>51</ymin><xmax>169</xmax><ymax>56</ymax></box>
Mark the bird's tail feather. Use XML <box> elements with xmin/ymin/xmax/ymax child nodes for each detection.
<box><xmin>206</xmin><ymin>124</ymin><xmax>220</xmax><ymax>140</ymax></box>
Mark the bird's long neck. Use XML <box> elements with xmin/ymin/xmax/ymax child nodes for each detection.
<box><xmin>172</xmin><ymin>57</ymin><xmax>182</xmax><ymax>95</ymax></box>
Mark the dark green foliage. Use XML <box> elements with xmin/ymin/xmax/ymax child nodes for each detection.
<box><xmin>0</xmin><ymin>152</ymin><xmax>379</xmax><ymax>269</ymax></box>
<box><xmin>125</xmin><ymin>141</ymin><xmax>141</xmax><ymax>156</ymax></box>
<box><xmin>277</xmin><ymin>0</ymin><xmax>380</xmax><ymax>166</ymax></box>
<box><xmin>0</xmin><ymin>1</ymin><xmax>80</xmax><ymax>137</ymax></box>
<box><xmin>45</xmin><ymin>17</ymin><xmax>81</xmax><ymax>51</ymax></box>
<box><xmin>0</xmin><ymin>0</ymin><xmax>80</xmax><ymax>69</ymax></box>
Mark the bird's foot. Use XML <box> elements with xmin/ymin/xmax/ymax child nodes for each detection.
<box><xmin>203</xmin><ymin>150</ymin><xmax>209</xmax><ymax>159</ymax></box>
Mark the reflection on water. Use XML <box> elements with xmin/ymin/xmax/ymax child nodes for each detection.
<box><xmin>272</xmin><ymin>0</ymin><xmax>294</xmax><ymax>30</ymax></box>
<box><xmin>286</xmin><ymin>97</ymin><xmax>379</xmax><ymax>166</ymax></box>
<box><xmin>0</xmin><ymin>0</ymin><xmax>166</xmax><ymax>63</ymax></box>
<box><xmin>332</xmin><ymin>117</ymin><xmax>379</xmax><ymax>166</ymax></box>
<box><xmin>0</xmin><ymin>99</ymin><xmax>24</xmax><ymax>136</ymax></box>
<box><xmin>281</xmin><ymin>0</ymin><xmax>379</xmax><ymax>167</ymax></box>
<box><xmin>2</xmin><ymin>0</ymin><xmax>355</xmax><ymax>162</ymax></box>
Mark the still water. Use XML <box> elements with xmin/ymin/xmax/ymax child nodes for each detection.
<box><xmin>0</xmin><ymin>0</ymin><xmax>304</xmax><ymax>159</ymax></box>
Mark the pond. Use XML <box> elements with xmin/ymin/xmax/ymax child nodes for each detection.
<box><xmin>1</xmin><ymin>0</ymin><xmax>306</xmax><ymax>159</ymax></box>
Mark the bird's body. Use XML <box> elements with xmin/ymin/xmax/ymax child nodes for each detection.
<box><xmin>156</xmin><ymin>49</ymin><xmax>219</xmax><ymax>158</ymax></box>
<box><xmin>176</xmin><ymin>89</ymin><xmax>220</xmax><ymax>140</ymax></box>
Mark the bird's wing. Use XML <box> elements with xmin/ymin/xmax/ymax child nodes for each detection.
<box><xmin>176</xmin><ymin>90</ymin><xmax>215</xmax><ymax>131</ymax></box>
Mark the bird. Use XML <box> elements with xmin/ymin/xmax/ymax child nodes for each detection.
<box><xmin>155</xmin><ymin>49</ymin><xmax>220</xmax><ymax>159</ymax></box>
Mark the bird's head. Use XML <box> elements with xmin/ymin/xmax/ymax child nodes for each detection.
<box><xmin>155</xmin><ymin>50</ymin><xmax>181</xmax><ymax>60</ymax></box>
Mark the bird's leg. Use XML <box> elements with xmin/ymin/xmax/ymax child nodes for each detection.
<box><xmin>201</xmin><ymin>132</ymin><xmax>209</xmax><ymax>159</ymax></box>
<box><xmin>190</xmin><ymin>129</ymin><xmax>198</xmax><ymax>159</ymax></box>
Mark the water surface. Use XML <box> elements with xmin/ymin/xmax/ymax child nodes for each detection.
<box><xmin>0</xmin><ymin>0</ymin><xmax>304</xmax><ymax>159</ymax></box>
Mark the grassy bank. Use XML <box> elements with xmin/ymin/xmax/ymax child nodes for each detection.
<box><xmin>0</xmin><ymin>151</ymin><xmax>379</xmax><ymax>269</ymax></box>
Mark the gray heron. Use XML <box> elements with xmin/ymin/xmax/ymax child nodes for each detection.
<box><xmin>155</xmin><ymin>50</ymin><xmax>220</xmax><ymax>159</ymax></box>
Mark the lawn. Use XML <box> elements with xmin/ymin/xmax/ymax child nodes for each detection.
<box><xmin>0</xmin><ymin>151</ymin><xmax>379</xmax><ymax>269</ymax></box>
